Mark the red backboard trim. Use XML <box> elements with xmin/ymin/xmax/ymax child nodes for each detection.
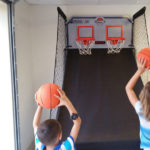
<box><xmin>106</xmin><ymin>25</ymin><xmax>125</xmax><ymax>41</ymax></box>
<box><xmin>76</xmin><ymin>25</ymin><xmax>95</xmax><ymax>41</ymax></box>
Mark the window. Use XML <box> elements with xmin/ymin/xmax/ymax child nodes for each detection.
<box><xmin>0</xmin><ymin>1</ymin><xmax>15</xmax><ymax>150</ymax></box>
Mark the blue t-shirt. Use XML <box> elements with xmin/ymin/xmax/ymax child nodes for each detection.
<box><xmin>35</xmin><ymin>134</ymin><xmax>76</xmax><ymax>150</ymax></box>
<box><xmin>135</xmin><ymin>101</ymin><xmax>150</xmax><ymax>149</ymax></box>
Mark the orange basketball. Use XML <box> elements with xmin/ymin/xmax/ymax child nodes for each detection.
<box><xmin>137</xmin><ymin>48</ymin><xmax>150</xmax><ymax>68</ymax></box>
<box><xmin>35</xmin><ymin>83</ymin><xmax>60</xmax><ymax>109</ymax></box>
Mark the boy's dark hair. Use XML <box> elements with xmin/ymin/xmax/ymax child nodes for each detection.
<box><xmin>37</xmin><ymin>119</ymin><xmax>62</xmax><ymax>146</ymax></box>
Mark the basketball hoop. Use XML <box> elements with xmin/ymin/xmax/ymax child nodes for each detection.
<box><xmin>106</xmin><ymin>25</ymin><xmax>125</xmax><ymax>54</ymax></box>
<box><xmin>106</xmin><ymin>39</ymin><xmax>125</xmax><ymax>54</ymax></box>
<box><xmin>76</xmin><ymin>25</ymin><xmax>95</xmax><ymax>55</ymax></box>
<box><xmin>76</xmin><ymin>39</ymin><xmax>94</xmax><ymax>55</ymax></box>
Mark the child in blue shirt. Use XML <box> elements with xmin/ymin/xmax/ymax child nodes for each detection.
<box><xmin>33</xmin><ymin>89</ymin><xmax>81</xmax><ymax>150</ymax></box>
<box><xmin>126</xmin><ymin>57</ymin><xmax>150</xmax><ymax>150</ymax></box>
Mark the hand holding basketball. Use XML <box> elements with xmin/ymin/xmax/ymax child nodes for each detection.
<box><xmin>137</xmin><ymin>57</ymin><xmax>147</xmax><ymax>74</ymax></box>
<box><xmin>137</xmin><ymin>48</ymin><xmax>150</xmax><ymax>69</ymax></box>
<box><xmin>55</xmin><ymin>89</ymin><xmax>70</xmax><ymax>107</ymax></box>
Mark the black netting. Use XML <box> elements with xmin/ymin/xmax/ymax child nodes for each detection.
<box><xmin>133</xmin><ymin>7</ymin><xmax>150</xmax><ymax>84</ymax></box>
<box><xmin>50</xmin><ymin>8</ymin><xmax>67</xmax><ymax>119</ymax></box>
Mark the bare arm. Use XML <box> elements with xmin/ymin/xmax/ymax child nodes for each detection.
<box><xmin>33</xmin><ymin>106</ymin><xmax>43</xmax><ymax>133</ymax></box>
<box><xmin>64</xmin><ymin>98</ymin><xmax>81</xmax><ymax>142</ymax></box>
<box><xmin>125</xmin><ymin>58</ymin><xmax>146</xmax><ymax>107</ymax></box>
<box><xmin>55</xmin><ymin>89</ymin><xmax>81</xmax><ymax>142</ymax></box>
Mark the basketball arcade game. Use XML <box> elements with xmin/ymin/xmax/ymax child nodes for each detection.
<box><xmin>66</xmin><ymin>16</ymin><xmax>133</xmax><ymax>54</ymax></box>
<box><xmin>53</xmin><ymin>7</ymin><xmax>149</xmax><ymax>150</ymax></box>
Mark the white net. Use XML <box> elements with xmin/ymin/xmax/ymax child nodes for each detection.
<box><xmin>76</xmin><ymin>40</ymin><xmax>94</xmax><ymax>55</ymax></box>
<box><xmin>107</xmin><ymin>39</ymin><xmax>125</xmax><ymax>54</ymax></box>
<box><xmin>134</xmin><ymin>15</ymin><xmax>149</xmax><ymax>54</ymax></box>
<box><xmin>134</xmin><ymin>13</ymin><xmax>149</xmax><ymax>84</ymax></box>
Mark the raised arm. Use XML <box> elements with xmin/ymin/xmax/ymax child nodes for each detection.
<box><xmin>33</xmin><ymin>106</ymin><xmax>43</xmax><ymax>133</ymax></box>
<box><xmin>55</xmin><ymin>89</ymin><xmax>81</xmax><ymax>142</ymax></box>
<box><xmin>125</xmin><ymin>57</ymin><xmax>146</xmax><ymax>107</ymax></box>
